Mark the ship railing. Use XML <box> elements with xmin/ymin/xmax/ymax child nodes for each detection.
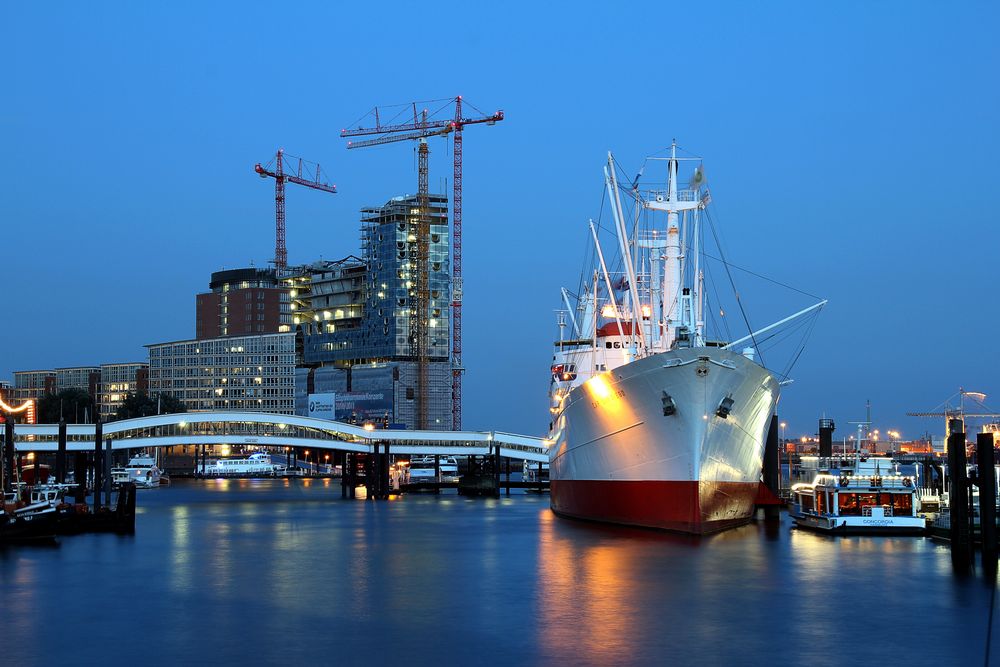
<box><xmin>645</xmin><ymin>188</ymin><xmax>698</xmax><ymax>203</ymax></box>
<box><xmin>861</xmin><ymin>505</ymin><xmax>893</xmax><ymax>517</ymax></box>
<box><xmin>917</xmin><ymin>487</ymin><xmax>942</xmax><ymax>502</ymax></box>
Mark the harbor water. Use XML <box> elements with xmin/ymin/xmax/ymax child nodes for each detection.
<box><xmin>0</xmin><ymin>479</ymin><xmax>996</xmax><ymax>666</ymax></box>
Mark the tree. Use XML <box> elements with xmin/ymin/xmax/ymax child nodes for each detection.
<box><xmin>38</xmin><ymin>388</ymin><xmax>95</xmax><ymax>424</ymax></box>
<box><xmin>113</xmin><ymin>392</ymin><xmax>187</xmax><ymax>421</ymax></box>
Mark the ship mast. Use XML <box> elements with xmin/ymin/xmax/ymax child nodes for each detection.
<box><xmin>643</xmin><ymin>141</ymin><xmax>702</xmax><ymax>349</ymax></box>
<box><xmin>605</xmin><ymin>154</ymin><xmax>647</xmax><ymax>354</ymax></box>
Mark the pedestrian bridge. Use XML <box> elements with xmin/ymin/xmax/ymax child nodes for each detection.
<box><xmin>11</xmin><ymin>411</ymin><xmax>550</xmax><ymax>463</ymax></box>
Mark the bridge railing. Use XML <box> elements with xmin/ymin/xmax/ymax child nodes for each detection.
<box><xmin>10</xmin><ymin>412</ymin><xmax>550</xmax><ymax>461</ymax></box>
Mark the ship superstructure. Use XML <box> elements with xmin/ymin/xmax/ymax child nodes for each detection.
<box><xmin>548</xmin><ymin>143</ymin><xmax>824</xmax><ymax>534</ymax></box>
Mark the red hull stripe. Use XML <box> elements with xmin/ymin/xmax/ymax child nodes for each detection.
<box><xmin>550</xmin><ymin>480</ymin><xmax>760</xmax><ymax>535</ymax></box>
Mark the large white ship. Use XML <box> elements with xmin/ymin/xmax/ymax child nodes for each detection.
<box><xmin>548</xmin><ymin>143</ymin><xmax>824</xmax><ymax>534</ymax></box>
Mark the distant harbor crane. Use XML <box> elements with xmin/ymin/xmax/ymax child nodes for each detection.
<box><xmin>907</xmin><ymin>388</ymin><xmax>1000</xmax><ymax>439</ymax></box>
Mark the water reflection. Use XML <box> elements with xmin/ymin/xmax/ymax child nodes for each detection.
<box><xmin>0</xmin><ymin>481</ymin><xmax>995</xmax><ymax>665</ymax></box>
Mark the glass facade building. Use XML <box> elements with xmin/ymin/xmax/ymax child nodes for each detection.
<box><xmin>301</xmin><ymin>194</ymin><xmax>451</xmax><ymax>365</ymax></box>
<box><xmin>286</xmin><ymin>194</ymin><xmax>454</xmax><ymax>430</ymax></box>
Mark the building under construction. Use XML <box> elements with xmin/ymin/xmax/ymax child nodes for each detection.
<box><xmin>291</xmin><ymin>193</ymin><xmax>452</xmax><ymax>431</ymax></box>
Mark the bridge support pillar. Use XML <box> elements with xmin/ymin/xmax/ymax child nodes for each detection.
<box><xmin>493</xmin><ymin>446</ymin><xmax>501</xmax><ymax>498</ymax></box>
<box><xmin>434</xmin><ymin>455</ymin><xmax>440</xmax><ymax>494</ymax></box>
<box><xmin>350</xmin><ymin>453</ymin><xmax>357</xmax><ymax>498</ymax></box>
<box><xmin>340</xmin><ymin>451</ymin><xmax>348</xmax><ymax>498</ymax></box>
<box><xmin>381</xmin><ymin>443</ymin><xmax>391</xmax><ymax>499</ymax></box>
<box><xmin>505</xmin><ymin>457</ymin><xmax>510</xmax><ymax>497</ymax></box>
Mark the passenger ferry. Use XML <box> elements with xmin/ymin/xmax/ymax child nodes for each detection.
<box><xmin>790</xmin><ymin>457</ymin><xmax>926</xmax><ymax>535</ymax></box>
<box><xmin>196</xmin><ymin>452</ymin><xmax>278</xmax><ymax>477</ymax></box>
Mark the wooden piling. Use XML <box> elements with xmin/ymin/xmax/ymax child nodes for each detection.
<box><xmin>56</xmin><ymin>419</ymin><xmax>67</xmax><ymax>484</ymax></box>
<box><xmin>978</xmin><ymin>433</ymin><xmax>997</xmax><ymax>560</ymax></box>
<box><xmin>383</xmin><ymin>442</ymin><xmax>391</xmax><ymax>499</ymax></box>
<box><xmin>434</xmin><ymin>455</ymin><xmax>441</xmax><ymax>495</ymax></box>
<box><xmin>948</xmin><ymin>430</ymin><xmax>972</xmax><ymax>567</ymax></box>
<box><xmin>493</xmin><ymin>446</ymin><xmax>501</xmax><ymax>498</ymax></box>
<box><xmin>104</xmin><ymin>438</ymin><xmax>113</xmax><ymax>506</ymax></box>
<box><xmin>2</xmin><ymin>416</ymin><xmax>13</xmax><ymax>493</ymax></box>
<box><xmin>93</xmin><ymin>420</ymin><xmax>103</xmax><ymax>513</ymax></box>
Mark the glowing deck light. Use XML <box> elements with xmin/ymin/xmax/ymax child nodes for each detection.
<box><xmin>584</xmin><ymin>375</ymin><xmax>613</xmax><ymax>401</ymax></box>
<box><xmin>363</xmin><ymin>423</ymin><xmax>375</xmax><ymax>432</ymax></box>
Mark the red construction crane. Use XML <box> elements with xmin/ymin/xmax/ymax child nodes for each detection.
<box><xmin>254</xmin><ymin>149</ymin><xmax>337</xmax><ymax>269</ymax></box>
<box><xmin>342</xmin><ymin>97</ymin><xmax>504</xmax><ymax>430</ymax></box>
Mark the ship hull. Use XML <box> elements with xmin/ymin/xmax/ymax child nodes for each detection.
<box><xmin>549</xmin><ymin>347</ymin><xmax>778</xmax><ymax>535</ymax></box>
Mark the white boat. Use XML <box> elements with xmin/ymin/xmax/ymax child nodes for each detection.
<box><xmin>408</xmin><ymin>456</ymin><xmax>459</xmax><ymax>483</ymax></box>
<box><xmin>790</xmin><ymin>457</ymin><xmax>927</xmax><ymax>534</ymax></box>
<box><xmin>111</xmin><ymin>453</ymin><xmax>162</xmax><ymax>489</ymax></box>
<box><xmin>523</xmin><ymin>460</ymin><xmax>549</xmax><ymax>484</ymax></box>
<box><xmin>196</xmin><ymin>451</ymin><xmax>278</xmax><ymax>477</ymax></box>
<box><xmin>548</xmin><ymin>144</ymin><xmax>826</xmax><ymax>534</ymax></box>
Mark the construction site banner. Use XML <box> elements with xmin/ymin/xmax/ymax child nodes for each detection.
<box><xmin>307</xmin><ymin>393</ymin><xmax>336</xmax><ymax>420</ymax></box>
<box><xmin>335</xmin><ymin>391</ymin><xmax>393</xmax><ymax>424</ymax></box>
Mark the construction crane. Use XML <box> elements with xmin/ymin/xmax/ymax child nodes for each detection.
<box><xmin>254</xmin><ymin>149</ymin><xmax>337</xmax><ymax>269</ymax></box>
<box><xmin>907</xmin><ymin>388</ymin><xmax>1000</xmax><ymax>438</ymax></box>
<box><xmin>342</xmin><ymin>97</ymin><xmax>504</xmax><ymax>430</ymax></box>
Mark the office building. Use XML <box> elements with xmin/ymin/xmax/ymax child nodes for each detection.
<box><xmin>196</xmin><ymin>267</ymin><xmax>291</xmax><ymax>339</ymax></box>
<box><xmin>55</xmin><ymin>366</ymin><xmax>101</xmax><ymax>396</ymax></box>
<box><xmin>98</xmin><ymin>362</ymin><xmax>149</xmax><ymax>420</ymax></box>
<box><xmin>147</xmin><ymin>332</ymin><xmax>295</xmax><ymax>413</ymax></box>
<box><xmin>11</xmin><ymin>370</ymin><xmax>57</xmax><ymax>402</ymax></box>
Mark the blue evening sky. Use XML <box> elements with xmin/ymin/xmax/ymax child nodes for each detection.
<box><xmin>3</xmin><ymin>2</ymin><xmax>997</xmax><ymax>440</ymax></box>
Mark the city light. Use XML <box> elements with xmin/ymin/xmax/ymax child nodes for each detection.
<box><xmin>363</xmin><ymin>423</ymin><xmax>375</xmax><ymax>432</ymax></box>
<box><xmin>0</xmin><ymin>398</ymin><xmax>33</xmax><ymax>413</ymax></box>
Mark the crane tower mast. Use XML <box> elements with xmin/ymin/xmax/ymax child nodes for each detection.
<box><xmin>255</xmin><ymin>149</ymin><xmax>337</xmax><ymax>269</ymax></box>
<box><xmin>342</xmin><ymin>97</ymin><xmax>503</xmax><ymax>429</ymax></box>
